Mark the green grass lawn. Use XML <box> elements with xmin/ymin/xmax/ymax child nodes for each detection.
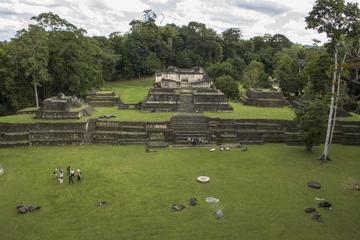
<box><xmin>0</xmin><ymin>144</ymin><xmax>359</xmax><ymax>240</ymax></box>
<box><xmin>0</xmin><ymin>114</ymin><xmax>91</xmax><ymax>123</ymax></box>
<box><xmin>93</xmin><ymin>107</ymin><xmax>173</xmax><ymax>122</ymax></box>
<box><xmin>103</xmin><ymin>77</ymin><xmax>154</xmax><ymax>103</ymax></box>
<box><xmin>205</xmin><ymin>102</ymin><xmax>296</xmax><ymax>120</ymax></box>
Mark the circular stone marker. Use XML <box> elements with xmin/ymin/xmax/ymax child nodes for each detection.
<box><xmin>197</xmin><ymin>176</ymin><xmax>210</xmax><ymax>183</ymax></box>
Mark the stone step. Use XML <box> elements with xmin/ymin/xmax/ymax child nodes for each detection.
<box><xmin>31</xmin><ymin>138</ymin><xmax>84</xmax><ymax>143</ymax></box>
<box><xmin>2</xmin><ymin>132</ymin><xmax>29</xmax><ymax>136</ymax></box>
<box><xmin>1</xmin><ymin>132</ymin><xmax>29</xmax><ymax>141</ymax></box>
<box><xmin>172</xmin><ymin>144</ymin><xmax>212</xmax><ymax>148</ymax></box>
<box><xmin>88</xmin><ymin>101</ymin><xmax>117</xmax><ymax>107</ymax></box>
<box><xmin>171</xmin><ymin>122</ymin><xmax>209</xmax><ymax>127</ymax></box>
<box><xmin>0</xmin><ymin>140</ymin><xmax>30</xmax><ymax>147</ymax></box>
<box><xmin>92</xmin><ymin>140</ymin><xmax>147</xmax><ymax>144</ymax></box>
<box><xmin>96</xmin><ymin>126</ymin><xmax>146</xmax><ymax>132</ymax></box>
<box><xmin>236</xmin><ymin>123</ymin><xmax>282</xmax><ymax>129</ymax></box>
<box><xmin>174</xmin><ymin>131</ymin><xmax>209</xmax><ymax>135</ymax></box>
<box><xmin>342</xmin><ymin>133</ymin><xmax>360</xmax><ymax>140</ymax></box>
<box><xmin>237</xmin><ymin>130</ymin><xmax>284</xmax><ymax>134</ymax></box>
<box><xmin>171</xmin><ymin>127</ymin><xmax>209</xmax><ymax>132</ymax></box>
<box><xmin>30</xmin><ymin>130</ymin><xmax>85</xmax><ymax>134</ymax></box>
<box><xmin>341</xmin><ymin>140</ymin><xmax>360</xmax><ymax>145</ymax></box>
<box><xmin>238</xmin><ymin>140</ymin><xmax>264</xmax><ymax>145</ymax></box>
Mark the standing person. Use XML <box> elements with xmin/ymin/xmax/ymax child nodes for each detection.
<box><xmin>53</xmin><ymin>169</ymin><xmax>58</xmax><ymax>179</ymax></box>
<box><xmin>76</xmin><ymin>169</ymin><xmax>81</xmax><ymax>182</ymax></box>
<box><xmin>69</xmin><ymin>168</ymin><xmax>75</xmax><ymax>184</ymax></box>
<box><xmin>66</xmin><ymin>166</ymin><xmax>71</xmax><ymax>177</ymax></box>
<box><xmin>59</xmin><ymin>169</ymin><xmax>64</xmax><ymax>184</ymax></box>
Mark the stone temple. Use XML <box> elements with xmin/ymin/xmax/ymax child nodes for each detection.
<box><xmin>141</xmin><ymin>66</ymin><xmax>233</xmax><ymax>112</ymax></box>
<box><xmin>35</xmin><ymin>93</ymin><xmax>92</xmax><ymax>119</ymax></box>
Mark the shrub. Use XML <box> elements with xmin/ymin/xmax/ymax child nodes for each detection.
<box><xmin>215</xmin><ymin>75</ymin><xmax>240</xmax><ymax>100</ymax></box>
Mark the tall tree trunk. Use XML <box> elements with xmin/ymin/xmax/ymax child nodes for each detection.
<box><xmin>330</xmin><ymin>52</ymin><xmax>347</xmax><ymax>144</ymax></box>
<box><xmin>321</xmin><ymin>45</ymin><xmax>339</xmax><ymax>161</ymax></box>
<box><xmin>34</xmin><ymin>84</ymin><xmax>39</xmax><ymax>108</ymax></box>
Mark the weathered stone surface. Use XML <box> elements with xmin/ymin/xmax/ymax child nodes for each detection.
<box><xmin>142</xmin><ymin>66</ymin><xmax>233</xmax><ymax>112</ymax></box>
<box><xmin>308</xmin><ymin>181</ymin><xmax>321</xmax><ymax>189</ymax></box>
<box><xmin>171</xmin><ymin>203</ymin><xmax>185</xmax><ymax>212</ymax></box>
<box><xmin>86</xmin><ymin>91</ymin><xmax>121</xmax><ymax>107</ymax></box>
<box><xmin>16</xmin><ymin>205</ymin><xmax>41</xmax><ymax>214</ymax></box>
<box><xmin>305</xmin><ymin>208</ymin><xmax>316</xmax><ymax>213</ymax></box>
<box><xmin>1</xmin><ymin>118</ymin><xmax>360</xmax><ymax>147</ymax></box>
<box><xmin>215</xmin><ymin>209</ymin><xmax>224</xmax><ymax>219</ymax></box>
<box><xmin>197</xmin><ymin>176</ymin><xmax>210</xmax><ymax>183</ymax></box>
<box><xmin>35</xmin><ymin>94</ymin><xmax>92</xmax><ymax>120</ymax></box>
<box><xmin>243</xmin><ymin>89</ymin><xmax>286</xmax><ymax>107</ymax></box>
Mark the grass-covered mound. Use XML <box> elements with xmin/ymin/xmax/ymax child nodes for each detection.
<box><xmin>0</xmin><ymin>144</ymin><xmax>359</xmax><ymax>240</ymax></box>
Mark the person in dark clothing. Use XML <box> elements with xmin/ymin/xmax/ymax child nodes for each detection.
<box><xmin>68</xmin><ymin>168</ymin><xmax>75</xmax><ymax>184</ymax></box>
<box><xmin>66</xmin><ymin>166</ymin><xmax>71</xmax><ymax>177</ymax></box>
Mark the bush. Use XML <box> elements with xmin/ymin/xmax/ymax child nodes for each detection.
<box><xmin>215</xmin><ymin>75</ymin><xmax>239</xmax><ymax>100</ymax></box>
<box><xmin>296</xmin><ymin>99</ymin><xmax>327</xmax><ymax>152</ymax></box>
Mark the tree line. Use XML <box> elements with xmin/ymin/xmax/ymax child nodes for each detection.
<box><xmin>0</xmin><ymin>1</ymin><xmax>359</xmax><ymax>116</ymax></box>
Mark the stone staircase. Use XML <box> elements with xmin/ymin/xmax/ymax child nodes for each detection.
<box><xmin>178</xmin><ymin>94</ymin><xmax>195</xmax><ymax>113</ymax></box>
<box><xmin>340</xmin><ymin>123</ymin><xmax>360</xmax><ymax>145</ymax></box>
<box><xmin>170</xmin><ymin>114</ymin><xmax>210</xmax><ymax>145</ymax></box>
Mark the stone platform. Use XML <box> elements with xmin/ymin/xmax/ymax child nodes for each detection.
<box><xmin>242</xmin><ymin>89</ymin><xmax>286</xmax><ymax>107</ymax></box>
<box><xmin>35</xmin><ymin>94</ymin><xmax>92</xmax><ymax>120</ymax></box>
<box><xmin>1</xmin><ymin>117</ymin><xmax>360</xmax><ymax>147</ymax></box>
<box><xmin>142</xmin><ymin>88</ymin><xmax>233</xmax><ymax>113</ymax></box>
<box><xmin>142</xmin><ymin>66</ymin><xmax>233</xmax><ymax>113</ymax></box>
<box><xmin>86</xmin><ymin>91</ymin><xmax>121</xmax><ymax>107</ymax></box>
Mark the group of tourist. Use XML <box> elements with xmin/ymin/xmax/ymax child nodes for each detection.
<box><xmin>189</xmin><ymin>137</ymin><xmax>203</xmax><ymax>146</ymax></box>
<box><xmin>53</xmin><ymin>166</ymin><xmax>81</xmax><ymax>184</ymax></box>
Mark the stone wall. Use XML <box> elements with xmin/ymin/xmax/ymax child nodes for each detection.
<box><xmin>142</xmin><ymin>88</ymin><xmax>180</xmax><ymax>112</ymax></box>
<box><xmin>1</xmin><ymin>118</ymin><xmax>360</xmax><ymax>147</ymax></box>
<box><xmin>86</xmin><ymin>91</ymin><xmax>121</xmax><ymax>107</ymax></box>
<box><xmin>244</xmin><ymin>89</ymin><xmax>286</xmax><ymax>108</ymax></box>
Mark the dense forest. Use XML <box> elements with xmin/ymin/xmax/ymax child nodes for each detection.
<box><xmin>0</xmin><ymin>3</ymin><xmax>359</xmax><ymax>115</ymax></box>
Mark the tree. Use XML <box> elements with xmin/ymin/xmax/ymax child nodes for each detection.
<box><xmin>206</xmin><ymin>61</ymin><xmax>236</xmax><ymax>79</ymax></box>
<box><xmin>241</xmin><ymin>60</ymin><xmax>270</xmax><ymax>88</ymax></box>
<box><xmin>221</xmin><ymin>28</ymin><xmax>242</xmax><ymax>60</ymax></box>
<box><xmin>7</xmin><ymin>24</ymin><xmax>51</xmax><ymax>109</ymax></box>
<box><xmin>297</xmin><ymin>99</ymin><xmax>328</xmax><ymax>152</ymax></box>
<box><xmin>300</xmin><ymin>50</ymin><xmax>333</xmax><ymax>95</ymax></box>
<box><xmin>306</xmin><ymin>0</ymin><xmax>360</xmax><ymax>160</ymax></box>
<box><xmin>31</xmin><ymin>12</ymin><xmax>104</xmax><ymax>97</ymax></box>
<box><xmin>215</xmin><ymin>75</ymin><xmax>240</xmax><ymax>100</ymax></box>
<box><xmin>274</xmin><ymin>52</ymin><xmax>302</xmax><ymax>96</ymax></box>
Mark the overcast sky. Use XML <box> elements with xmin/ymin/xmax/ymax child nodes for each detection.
<box><xmin>0</xmin><ymin>0</ymin><xmax>333</xmax><ymax>44</ymax></box>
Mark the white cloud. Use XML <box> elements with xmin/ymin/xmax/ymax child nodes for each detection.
<box><xmin>0</xmin><ymin>0</ymin><xmax>328</xmax><ymax>44</ymax></box>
